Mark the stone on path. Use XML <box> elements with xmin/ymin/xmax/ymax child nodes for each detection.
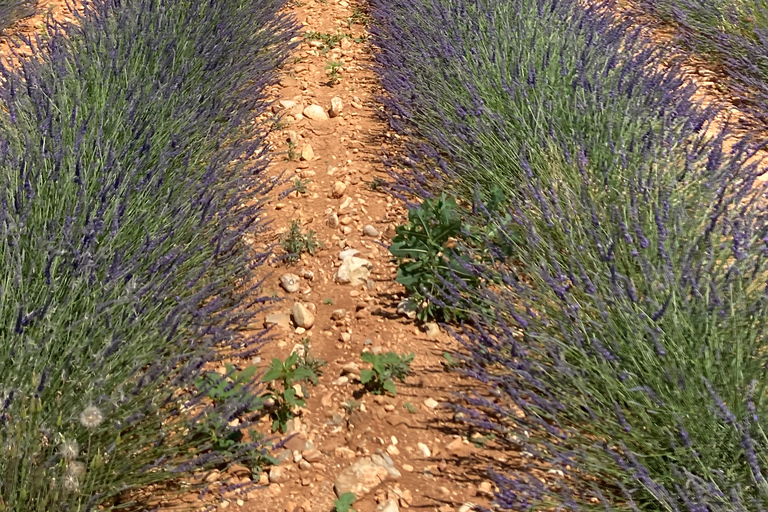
<box><xmin>269</xmin><ymin>466</ymin><xmax>290</xmax><ymax>484</ymax></box>
<box><xmin>264</xmin><ymin>313</ymin><xmax>292</xmax><ymax>331</ymax></box>
<box><xmin>303</xmin><ymin>104</ymin><xmax>329</xmax><ymax>121</ymax></box>
<box><xmin>300</xmin><ymin>143</ymin><xmax>314</xmax><ymax>161</ymax></box>
<box><xmin>280</xmin><ymin>273</ymin><xmax>301</xmax><ymax>293</ymax></box>
<box><xmin>335</xmin><ymin>256</ymin><xmax>372</xmax><ymax>286</ymax></box>
<box><xmin>329</xmin><ymin>96</ymin><xmax>343</xmax><ymax>117</ymax></box>
<box><xmin>292</xmin><ymin>302</ymin><xmax>315</xmax><ymax>329</ymax></box>
<box><xmin>334</xmin><ymin>455</ymin><xmax>400</xmax><ymax>499</ymax></box>
<box><xmin>424</xmin><ymin>397</ymin><xmax>439</xmax><ymax>409</ymax></box>
<box><xmin>328</xmin><ymin>212</ymin><xmax>340</xmax><ymax>228</ymax></box>
<box><xmin>331</xmin><ymin>181</ymin><xmax>347</xmax><ymax>198</ymax></box>
<box><xmin>362</xmin><ymin>224</ymin><xmax>379</xmax><ymax>237</ymax></box>
<box><xmin>376</xmin><ymin>500</ymin><xmax>400</xmax><ymax>512</ymax></box>
<box><xmin>339</xmin><ymin>248</ymin><xmax>360</xmax><ymax>260</ymax></box>
<box><xmin>425</xmin><ymin>322</ymin><xmax>440</xmax><ymax>339</ymax></box>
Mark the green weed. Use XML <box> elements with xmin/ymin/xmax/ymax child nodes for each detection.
<box><xmin>261</xmin><ymin>351</ymin><xmax>321</xmax><ymax>433</ymax></box>
<box><xmin>281</xmin><ymin>220</ymin><xmax>321</xmax><ymax>263</ymax></box>
<box><xmin>360</xmin><ymin>351</ymin><xmax>414</xmax><ymax>395</ymax></box>
<box><xmin>333</xmin><ymin>492</ymin><xmax>356</xmax><ymax>512</ymax></box>
<box><xmin>305</xmin><ymin>31</ymin><xmax>349</xmax><ymax>54</ymax></box>
<box><xmin>325</xmin><ymin>61</ymin><xmax>343</xmax><ymax>85</ymax></box>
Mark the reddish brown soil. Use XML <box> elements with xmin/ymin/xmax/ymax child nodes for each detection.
<box><xmin>232</xmin><ymin>0</ymin><xmax>502</xmax><ymax>510</ymax></box>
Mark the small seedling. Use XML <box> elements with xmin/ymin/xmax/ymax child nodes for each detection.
<box><xmin>347</xmin><ymin>7</ymin><xmax>372</xmax><ymax>28</ymax></box>
<box><xmin>360</xmin><ymin>351</ymin><xmax>414</xmax><ymax>395</ymax></box>
<box><xmin>333</xmin><ymin>492</ymin><xmax>356</xmax><ymax>512</ymax></box>
<box><xmin>442</xmin><ymin>351</ymin><xmax>462</xmax><ymax>371</ymax></box>
<box><xmin>323</xmin><ymin>298</ymin><xmax>334</xmax><ymax>305</ymax></box>
<box><xmin>293</xmin><ymin>177</ymin><xmax>310</xmax><ymax>195</ymax></box>
<box><xmin>470</xmin><ymin>432</ymin><xmax>496</xmax><ymax>448</ymax></box>
<box><xmin>273</xmin><ymin>118</ymin><xmax>289</xmax><ymax>130</ymax></box>
<box><xmin>195</xmin><ymin>364</ymin><xmax>261</xmax><ymax>410</ymax></box>
<box><xmin>261</xmin><ymin>352</ymin><xmax>320</xmax><ymax>433</ymax></box>
<box><xmin>342</xmin><ymin>399</ymin><xmax>360</xmax><ymax>413</ymax></box>
<box><xmin>364</xmin><ymin>176</ymin><xmax>386</xmax><ymax>191</ymax></box>
<box><xmin>281</xmin><ymin>220</ymin><xmax>321</xmax><ymax>263</ymax></box>
<box><xmin>286</xmin><ymin>140</ymin><xmax>298</xmax><ymax>161</ymax></box>
<box><xmin>404</xmin><ymin>402</ymin><xmax>417</xmax><ymax>414</ymax></box>
<box><xmin>304</xmin><ymin>31</ymin><xmax>349</xmax><ymax>54</ymax></box>
<box><xmin>297</xmin><ymin>339</ymin><xmax>326</xmax><ymax>378</ymax></box>
<box><xmin>326</xmin><ymin>61</ymin><xmax>343</xmax><ymax>85</ymax></box>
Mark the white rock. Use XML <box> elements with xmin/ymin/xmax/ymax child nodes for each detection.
<box><xmin>268</xmin><ymin>466</ymin><xmax>290</xmax><ymax>484</ymax></box>
<box><xmin>279</xmin><ymin>99</ymin><xmax>297</xmax><ymax>110</ymax></box>
<box><xmin>425</xmin><ymin>322</ymin><xmax>440</xmax><ymax>339</ymax></box>
<box><xmin>335</xmin><ymin>256</ymin><xmax>373</xmax><ymax>286</ymax></box>
<box><xmin>341</xmin><ymin>362</ymin><xmax>360</xmax><ymax>374</ymax></box>
<box><xmin>264</xmin><ymin>313</ymin><xmax>292</xmax><ymax>331</ymax></box>
<box><xmin>303</xmin><ymin>104</ymin><xmax>329</xmax><ymax>121</ymax></box>
<box><xmin>458</xmin><ymin>504</ymin><xmax>476</xmax><ymax>512</ymax></box>
<box><xmin>362</xmin><ymin>224</ymin><xmax>379</xmax><ymax>237</ymax></box>
<box><xmin>331</xmin><ymin>309</ymin><xmax>347</xmax><ymax>320</ymax></box>
<box><xmin>424</xmin><ymin>398</ymin><xmax>439</xmax><ymax>409</ymax></box>
<box><xmin>376</xmin><ymin>499</ymin><xmax>399</xmax><ymax>512</ymax></box>
<box><xmin>292</xmin><ymin>302</ymin><xmax>315</xmax><ymax>329</ymax></box>
<box><xmin>334</xmin><ymin>457</ymin><xmax>392</xmax><ymax>499</ymax></box>
<box><xmin>302</xmin><ymin>449</ymin><xmax>323</xmax><ymax>462</ymax></box>
<box><xmin>300</xmin><ymin>143</ymin><xmax>314</xmax><ymax>161</ymax></box>
<box><xmin>329</xmin><ymin>97</ymin><xmax>343</xmax><ymax>117</ymax></box>
<box><xmin>280</xmin><ymin>273</ymin><xmax>301</xmax><ymax>293</ymax></box>
<box><xmin>331</xmin><ymin>181</ymin><xmax>347</xmax><ymax>198</ymax></box>
<box><xmin>417</xmin><ymin>442</ymin><xmax>431</xmax><ymax>458</ymax></box>
<box><xmin>339</xmin><ymin>248</ymin><xmax>360</xmax><ymax>260</ymax></box>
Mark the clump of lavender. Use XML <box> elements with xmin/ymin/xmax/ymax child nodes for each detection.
<box><xmin>0</xmin><ymin>0</ymin><xmax>35</xmax><ymax>31</ymax></box>
<box><xmin>0</xmin><ymin>0</ymin><xmax>296</xmax><ymax>509</ymax></box>
<box><xmin>631</xmin><ymin>0</ymin><xmax>768</xmax><ymax>130</ymax></box>
<box><xmin>371</xmin><ymin>0</ymin><xmax>768</xmax><ymax>509</ymax></box>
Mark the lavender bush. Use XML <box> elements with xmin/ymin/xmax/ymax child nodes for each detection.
<box><xmin>372</xmin><ymin>0</ymin><xmax>768</xmax><ymax>508</ymax></box>
<box><xmin>632</xmin><ymin>0</ymin><xmax>768</xmax><ymax>128</ymax></box>
<box><xmin>0</xmin><ymin>0</ymin><xmax>295</xmax><ymax>509</ymax></box>
<box><xmin>0</xmin><ymin>0</ymin><xmax>35</xmax><ymax>31</ymax></box>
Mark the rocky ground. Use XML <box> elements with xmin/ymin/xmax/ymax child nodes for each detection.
<box><xmin>233</xmin><ymin>0</ymin><xmax>504</xmax><ymax>511</ymax></box>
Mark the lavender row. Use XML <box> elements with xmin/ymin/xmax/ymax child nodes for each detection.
<box><xmin>371</xmin><ymin>0</ymin><xmax>768</xmax><ymax>509</ymax></box>
<box><xmin>632</xmin><ymin>0</ymin><xmax>768</xmax><ymax>128</ymax></box>
<box><xmin>0</xmin><ymin>0</ymin><xmax>34</xmax><ymax>31</ymax></box>
<box><xmin>0</xmin><ymin>0</ymin><xmax>294</xmax><ymax>509</ymax></box>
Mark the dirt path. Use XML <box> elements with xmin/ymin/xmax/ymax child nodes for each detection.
<box><xmin>236</xmin><ymin>1</ymin><xmax>499</xmax><ymax>512</ymax></box>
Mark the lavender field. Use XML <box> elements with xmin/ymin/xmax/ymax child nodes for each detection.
<box><xmin>374</xmin><ymin>0</ymin><xmax>768</xmax><ymax>510</ymax></box>
<box><xmin>2</xmin><ymin>0</ymin><xmax>768</xmax><ymax>509</ymax></box>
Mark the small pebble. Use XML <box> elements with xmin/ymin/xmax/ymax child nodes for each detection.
<box><xmin>332</xmin><ymin>181</ymin><xmax>347</xmax><ymax>198</ymax></box>
<box><xmin>280</xmin><ymin>273</ymin><xmax>301</xmax><ymax>293</ymax></box>
<box><xmin>362</xmin><ymin>224</ymin><xmax>380</xmax><ymax>237</ymax></box>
